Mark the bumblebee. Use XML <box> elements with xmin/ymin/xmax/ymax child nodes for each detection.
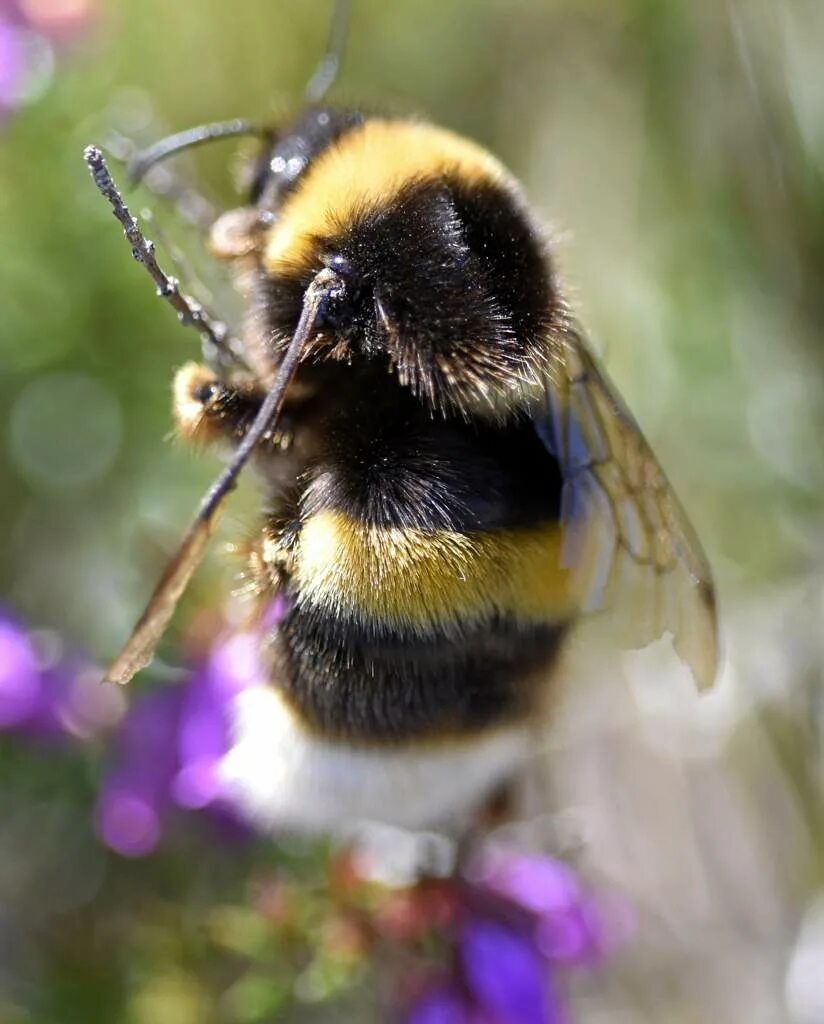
<box><xmin>89</xmin><ymin>2</ymin><xmax>718</xmax><ymax>833</ymax></box>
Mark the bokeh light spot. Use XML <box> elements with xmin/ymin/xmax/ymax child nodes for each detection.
<box><xmin>97</xmin><ymin>791</ymin><xmax>160</xmax><ymax>858</ymax></box>
<box><xmin>9</xmin><ymin>372</ymin><xmax>122</xmax><ymax>490</ymax></box>
<box><xmin>19</xmin><ymin>0</ymin><xmax>96</xmax><ymax>43</ymax></box>
<box><xmin>0</xmin><ymin>25</ymin><xmax>53</xmax><ymax>109</ymax></box>
<box><xmin>0</xmin><ymin>619</ymin><xmax>42</xmax><ymax>727</ymax></box>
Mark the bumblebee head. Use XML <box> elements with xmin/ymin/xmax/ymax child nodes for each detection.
<box><xmin>254</xmin><ymin>117</ymin><xmax>563</xmax><ymax>419</ymax></box>
<box><xmin>246</xmin><ymin>108</ymin><xmax>366</xmax><ymax>209</ymax></box>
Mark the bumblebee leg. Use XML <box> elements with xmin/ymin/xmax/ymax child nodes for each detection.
<box><xmin>173</xmin><ymin>362</ymin><xmax>275</xmax><ymax>448</ymax></box>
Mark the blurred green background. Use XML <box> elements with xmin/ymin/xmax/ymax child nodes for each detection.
<box><xmin>1</xmin><ymin>0</ymin><xmax>824</xmax><ymax>1021</ymax></box>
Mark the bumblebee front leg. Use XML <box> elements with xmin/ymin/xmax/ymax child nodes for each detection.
<box><xmin>173</xmin><ymin>362</ymin><xmax>292</xmax><ymax>451</ymax></box>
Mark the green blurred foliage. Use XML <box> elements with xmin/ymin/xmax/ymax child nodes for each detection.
<box><xmin>1</xmin><ymin>0</ymin><xmax>824</xmax><ymax>1021</ymax></box>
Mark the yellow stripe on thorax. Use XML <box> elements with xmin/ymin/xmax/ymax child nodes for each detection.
<box><xmin>263</xmin><ymin>119</ymin><xmax>509</xmax><ymax>275</ymax></box>
<box><xmin>293</xmin><ymin>510</ymin><xmax>572</xmax><ymax>630</ymax></box>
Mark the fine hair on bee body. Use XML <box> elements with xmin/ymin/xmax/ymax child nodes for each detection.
<box><xmin>86</xmin><ymin>0</ymin><xmax>719</xmax><ymax>834</ymax></box>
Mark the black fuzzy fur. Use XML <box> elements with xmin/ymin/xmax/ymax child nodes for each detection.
<box><xmin>273</xmin><ymin>601</ymin><xmax>567</xmax><ymax>742</ymax></box>
<box><xmin>300</xmin><ymin>362</ymin><xmax>562</xmax><ymax>532</ymax></box>
<box><xmin>256</xmin><ymin>171</ymin><xmax>557</xmax><ymax>414</ymax></box>
<box><xmin>249</xmin><ymin>361</ymin><xmax>568</xmax><ymax>743</ymax></box>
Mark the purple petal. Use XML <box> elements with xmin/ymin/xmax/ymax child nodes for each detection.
<box><xmin>207</xmin><ymin>631</ymin><xmax>264</xmax><ymax>697</ymax></box>
<box><xmin>172</xmin><ymin>758</ymin><xmax>223</xmax><ymax>810</ymax></box>
<box><xmin>0</xmin><ymin>611</ymin><xmax>122</xmax><ymax>742</ymax></box>
<box><xmin>475</xmin><ymin>853</ymin><xmax>608</xmax><ymax>967</ymax></box>
<box><xmin>16</xmin><ymin>661</ymin><xmax>71</xmax><ymax>740</ymax></box>
<box><xmin>173</xmin><ymin>634</ymin><xmax>261</xmax><ymax>810</ymax></box>
<box><xmin>15</xmin><ymin>652</ymin><xmax>107</xmax><ymax>743</ymax></box>
<box><xmin>95</xmin><ymin>688</ymin><xmax>183</xmax><ymax>856</ymax></box>
<box><xmin>117</xmin><ymin>688</ymin><xmax>183</xmax><ymax>783</ymax></box>
<box><xmin>0</xmin><ymin>615</ymin><xmax>42</xmax><ymax>727</ymax></box>
<box><xmin>407</xmin><ymin>984</ymin><xmax>471</xmax><ymax>1024</ymax></box>
<box><xmin>0</xmin><ymin>21</ymin><xmax>53</xmax><ymax>110</ymax></box>
<box><xmin>460</xmin><ymin>919</ymin><xmax>561</xmax><ymax>1024</ymax></box>
<box><xmin>0</xmin><ymin>20</ymin><xmax>24</xmax><ymax>106</ymax></box>
<box><xmin>173</xmin><ymin>667</ymin><xmax>230</xmax><ymax>809</ymax></box>
<box><xmin>480</xmin><ymin>854</ymin><xmax>581</xmax><ymax>917</ymax></box>
<box><xmin>535</xmin><ymin>900</ymin><xmax>602</xmax><ymax>964</ymax></box>
<box><xmin>96</xmin><ymin>788</ymin><xmax>161</xmax><ymax>857</ymax></box>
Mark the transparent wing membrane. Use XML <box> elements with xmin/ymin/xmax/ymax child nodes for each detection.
<box><xmin>538</xmin><ymin>328</ymin><xmax>719</xmax><ymax>689</ymax></box>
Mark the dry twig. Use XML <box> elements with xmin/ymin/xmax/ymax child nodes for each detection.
<box><xmin>83</xmin><ymin>144</ymin><xmax>246</xmax><ymax>368</ymax></box>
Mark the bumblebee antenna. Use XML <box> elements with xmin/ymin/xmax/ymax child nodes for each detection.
<box><xmin>128</xmin><ymin>118</ymin><xmax>261</xmax><ymax>186</ymax></box>
<box><xmin>103</xmin><ymin>266</ymin><xmax>345</xmax><ymax>686</ymax></box>
<box><xmin>305</xmin><ymin>0</ymin><xmax>351</xmax><ymax>104</ymax></box>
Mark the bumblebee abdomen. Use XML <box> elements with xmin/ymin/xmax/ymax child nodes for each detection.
<box><xmin>275</xmin><ymin>602</ymin><xmax>567</xmax><ymax>743</ymax></box>
<box><xmin>292</xmin><ymin>511</ymin><xmax>571</xmax><ymax>630</ymax></box>
<box><xmin>263</xmin><ymin>374</ymin><xmax>572</xmax><ymax>743</ymax></box>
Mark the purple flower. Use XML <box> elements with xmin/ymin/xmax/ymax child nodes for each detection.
<box><xmin>461</xmin><ymin>920</ymin><xmax>561</xmax><ymax>1024</ymax></box>
<box><xmin>0</xmin><ymin>613</ymin><xmax>42</xmax><ymax>727</ymax></box>
<box><xmin>172</xmin><ymin>665</ymin><xmax>230</xmax><ymax>810</ymax></box>
<box><xmin>97</xmin><ymin>628</ymin><xmax>262</xmax><ymax>855</ymax></box>
<box><xmin>405</xmin><ymin>852</ymin><xmax>620</xmax><ymax>1024</ymax></box>
<box><xmin>0</xmin><ymin>0</ymin><xmax>96</xmax><ymax>123</ymax></box>
<box><xmin>18</xmin><ymin>660</ymin><xmax>84</xmax><ymax>741</ymax></box>
<box><xmin>172</xmin><ymin>631</ymin><xmax>261</xmax><ymax>811</ymax></box>
<box><xmin>0</xmin><ymin>605</ymin><xmax>258</xmax><ymax>854</ymax></box>
<box><xmin>0</xmin><ymin>18</ymin><xmax>53</xmax><ymax>115</ymax></box>
<box><xmin>0</xmin><ymin>20</ymin><xmax>23</xmax><ymax>111</ymax></box>
<box><xmin>475</xmin><ymin>853</ymin><xmax>604</xmax><ymax>966</ymax></box>
<box><xmin>96</xmin><ymin>687</ymin><xmax>183</xmax><ymax>857</ymax></box>
<box><xmin>0</xmin><ymin>609</ymin><xmax>123</xmax><ymax>742</ymax></box>
<box><xmin>407</xmin><ymin>984</ymin><xmax>473</xmax><ymax>1024</ymax></box>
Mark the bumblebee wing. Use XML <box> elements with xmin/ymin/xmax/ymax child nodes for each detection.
<box><xmin>537</xmin><ymin>325</ymin><xmax>718</xmax><ymax>690</ymax></box>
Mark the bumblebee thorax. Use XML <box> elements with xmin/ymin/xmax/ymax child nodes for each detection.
<box><xmin>242</xmin><ymin>114</ymin><xmax>566</xmax><ymax>418</ymax></box>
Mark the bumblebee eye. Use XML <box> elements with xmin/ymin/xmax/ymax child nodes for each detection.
<box><xmin>326</xmin><ymin>253</ymin><xmax>353</xmax><ymax>278</ymax></box>
<box><xmin>316</xmin><ymin>256</ymin><xmax>369</xmax><ymax>337</ymax></box>
<box><xmin>193</xmin><ymin>381</ymin><xmax>218</xmax><ymax>404</ymax></box>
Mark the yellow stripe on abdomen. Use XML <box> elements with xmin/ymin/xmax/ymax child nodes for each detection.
<box><xmin>293</xmin><ymin>510</ymin><xmax>572</xmax><ymax>630</ymax></box>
